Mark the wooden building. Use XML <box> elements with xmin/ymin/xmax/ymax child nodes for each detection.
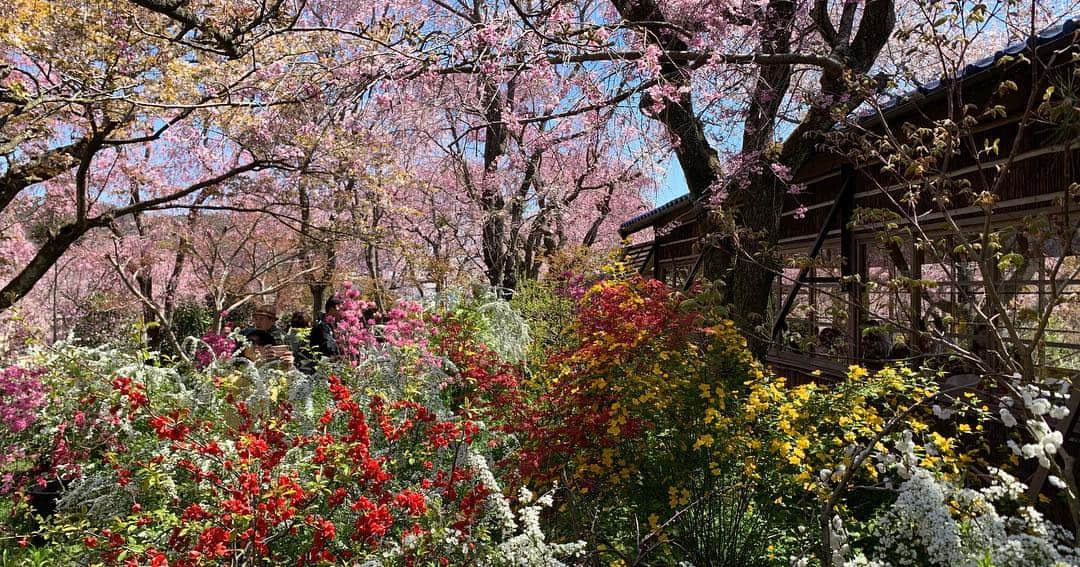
<box><xmin>621</xmin><ymin>17</ymin><xmax>1080</xmax><ymax>381</ymax></box>
<box><xmin>622</xmin><ymin>19</ymin><xmax>1080</xmax><ymax>501</ymax></box>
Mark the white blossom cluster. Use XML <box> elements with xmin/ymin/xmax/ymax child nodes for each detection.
<box><xmin>467</xmin><ymin>451</ymin><xmax>587</xmax><ymax>566</ymax></box>
<box><xmin>475</xmin><ymin>299</ymin><xmax>533</xmax><ymax>363</ymax></box>
<box><xmin>1020</xmin><ymin>419</ymin><xmax>1065</xmax><ymax>470</ymax></box>
<box><xmin>998</xmin><ymin>381</ymin><xmax>1071</xmax><ymax>472</ymax></box>
<box><xmin>843</xmin><ymin>466</ymin><xmax>1080</xmax><ymax>567</ymax></box>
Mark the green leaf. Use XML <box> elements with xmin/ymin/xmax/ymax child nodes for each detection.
<box><xmin>997</xmin><ymin>252</ymin><xmax>1024</xmax><ymax>271</ymax></box>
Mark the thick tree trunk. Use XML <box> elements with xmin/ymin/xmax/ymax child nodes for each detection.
<box><xmin>310</xmin><ymin>283</ymin><xmax>327</xmax><ymax>320</ymax></box>
<box><xmin>715</xmin><ymin>0</ymin><xmax>795</xmax><ymax>357</ymax></box>
<box><xmin>613</xmin><ymin>0</ymin><xmax>895</xmax><ymax>360</ymax></box>
<box><xmin>479</xmin><ymin>79</ymin><xmax>515</xmax><ymax>294</ymax></box>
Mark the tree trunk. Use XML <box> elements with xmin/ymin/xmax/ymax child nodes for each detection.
<box><xmin>310</xmin><ymin>283</ymin><xmax>327</xmax><ymax>320</ymax></box>
<box><xmin>479</xmin><ymin>79</ymin><xmax>513</xmax><ymax>294</ymax></box>
<box><xmin>715</xmin><ymin>0</ymin><xmax>795</xmax><ymax>357</ymax></box>
<box><xmin>612</xmin><ymin>0</ymin><xmax>895</xmax><ymax>359</ymax></box>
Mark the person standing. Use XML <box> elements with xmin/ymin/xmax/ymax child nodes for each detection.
<box><xmin>309</xmin><ymin>296</ymin><xmax>342</xmax><ymax>359</ymax></box>
<box><xmin>285</xmin><ymin>311</ymin><xmax>314</xmax><ymax>375</ymax></box>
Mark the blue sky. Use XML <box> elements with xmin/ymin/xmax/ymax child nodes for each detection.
<box><xmin>655</xmin><ymin>154</ymin><xmax>689</xmax><ymax>205</ymax></box>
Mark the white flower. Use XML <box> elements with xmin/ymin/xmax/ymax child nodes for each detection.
<box><xmin>1050</xmin><ymin>405</ymin><xmax>1070</xmax><ymax>420</ymax></box>
<box><xmin>933</xmin><ymin>404</ymin><xmax>955</xmax><ymax>419</ymax></box>
<box><xmin>1043</xmin><ymin>430</ymin><xmax>1063</xmax><ymax>456</ymax></box>
<box><xmin>1048</xmin><ymin>476</ymin><xmax>1067</xmax><ymax>490</ymax></box>
<box><xmin>1000</xmin><ymin>408</ymin><xmax>1018</xmax><ymax>428</ymax></box>
<box><xmin>854</xmin><ymin>465</ymin><xmax>1079</xmax><ymax>566</ymax></box>
<box><xmin>1028</xmin><ymin>398</ymin><xmax>1052</xmax><ymax>416</ymax></box>
<box><xmin>467</xmin><ymin>450</ymin><xmax>585</xmax><ymax>566</ymax></box>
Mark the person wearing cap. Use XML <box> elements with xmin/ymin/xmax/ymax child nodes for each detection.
<box><xmin>238</xmin><ymin>304</ymin><xmax>292</xmax><ymax>366</ymax></box>
<box><xmin>309</xmin><ymin>296</ymin><xmax>342</xmax><ymax>359</ymax></box>
<box><xmin>243</xmin><ymin>304</ymin><xmax>284</xmax><ymax>345</ymax></box>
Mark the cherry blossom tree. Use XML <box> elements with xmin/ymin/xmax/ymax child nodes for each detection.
<box><xmin>0</xmin><ymin>0</ymin><xmax>362</xmax><ymax>315</ymax></box>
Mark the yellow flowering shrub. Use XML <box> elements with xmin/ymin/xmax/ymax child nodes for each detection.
<box><xmin>516</xmin><ymin>275</ymin><xmax>986</xmax><ymax>564</ymax></box>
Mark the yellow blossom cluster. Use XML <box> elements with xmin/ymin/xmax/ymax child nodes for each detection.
<box><xmin>530</xmin><ymin>276</ymin><xmax>988</xmax><ymax>564</ymax></box>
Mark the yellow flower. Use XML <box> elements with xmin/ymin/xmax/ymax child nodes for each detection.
<box><xmin>648</xmin><ymin>513</ymin><xmax>660</xmax><ymax>530</ymax></box>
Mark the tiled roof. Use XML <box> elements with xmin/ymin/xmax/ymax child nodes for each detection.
<box><xmin>619</xmin><ymin>16</ymin><xmax>1079</xmax><ymax>236</ymax></box>
<box><xmin>865</xmin><ymin>16</ymin><xmax>1078</xmax><ymax>121</ymax></box>
<box><xmin>618</xmin><ymin>193</ymin><xmax>696</xmax><ymax>237</ymax></box>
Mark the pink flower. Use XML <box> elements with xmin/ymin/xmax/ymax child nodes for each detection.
<box><xmin>0</xmin><ymin>365</ymin><xmax>47</xmax><ymax>434</ymax></box>
<box><xmin>770</xmin><ymin>163</ymin><xmax>792</xmax><ymax>182</ymax></box>
<box><xmin>195</xmin><ymin>332</ymin><xmax>237</xmax><ymax>368</ymax></box>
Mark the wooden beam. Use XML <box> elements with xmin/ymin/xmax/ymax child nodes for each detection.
<box><xmin>840</xmin><ymin>165</ymin><xmax>859</xmax><ymax>359</ymax></box>
<box><xmin>681</xmin><ymin>253</ymin><xmax>704</xmax><ymax>291</ymax></box>
<box><xmin>772</xmin><ymin>165</ymin><xmax>856</xmax><ymax>343</ymax></box>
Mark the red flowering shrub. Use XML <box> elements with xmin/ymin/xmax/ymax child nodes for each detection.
<box><xmin>435</xmin><ymin>318</ymin><xmax>526</xmax><ymax>425</ymax></box>
<box><xmin>511</xmin><ymin>276</ymin><xmax>702</xmax><ymax>487</ymax></box>
<box><xmin>2</xmin><ymin>305</ymin><xmax>590</xmax><ymax>566</ymax></box>
<box><xmin>51</xmin><ymin>371</ymin><xmax>501</xmax><ymax>565</ymax></box>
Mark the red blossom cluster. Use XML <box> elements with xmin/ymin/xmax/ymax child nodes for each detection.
<box><xmin>75</xmin><ymin>371</ymin><xmax>499</xmax><ymax>565</ymax></box>
<box><xmin>512</xmin><ymin>278</ymin><xmax>697</xmax><ymax>484</ymax></box>
<box><xmin>436</xmin><ymin>319</ymin><xmax>525</xmax><ymax>422</ymax></box>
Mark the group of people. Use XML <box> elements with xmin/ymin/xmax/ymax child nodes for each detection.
<box><xmin>238</xmin><ymin>296</ymin><xmax>347</xmax><ymax>375</ymax></box>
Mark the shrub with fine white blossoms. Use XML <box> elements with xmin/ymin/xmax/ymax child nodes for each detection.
<box><xmin>845</xmin><ymin>466</ymin><xmax>1080</xmax><ymax>567</ymax></box>
<box><xmin>468</xmin><ymin>451</ymin><xmax>587</xmax><ymax>566</ymax></box>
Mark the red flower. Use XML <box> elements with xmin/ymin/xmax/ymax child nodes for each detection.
<box><xmin>149</xmin><ymin>550</ymin><xmax>169</xmax><ymax>567</ymax></box>
<box><xmin>182</xmin><ymin>503</ymin><xmax>211</xmax><ymax>521</ymax></box>
<box><xmin>393</xmin><ymin>490</ymin><xmax>427</xmax><ymax>516</ymax></box>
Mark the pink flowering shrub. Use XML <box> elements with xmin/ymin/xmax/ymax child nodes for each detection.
<box><xmin>0</xmin><ymin>365</ymin><xmax>46</xmax><ymax>434</ymax></box>
<box><xmin>194</xmin><ymin>330</ymin><xmax>237</xmax><ymax>368</ymax></box>
<box><xmin>334</xmin><ymin>281</ymin><xmax>380</xmax><ymax>359</ymax></box>
<box><xmin>334</xmin><ymin>282</ymin><xmax>435</xmax><ymax>366</ymax></box>
<box><xmin>0</xmin><ymin>365</ymin><xmax>48</xmax><ymax>492</ymax></box>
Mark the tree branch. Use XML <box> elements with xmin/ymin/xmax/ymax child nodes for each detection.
<box><xmin>0</xmin><ymin>141</ymin><xmax>87</xmax><ymax>213</ymax></box>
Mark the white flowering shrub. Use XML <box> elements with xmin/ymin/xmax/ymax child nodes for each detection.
<box><xmin>845</xmin><ymin>466</ymin><xmax>1080</xmax><ymax>567</ymax></box>
<box><xmin>467</xmin><ymin>451</ymin><xmax>587</xmax><ymax>566</ymax></box>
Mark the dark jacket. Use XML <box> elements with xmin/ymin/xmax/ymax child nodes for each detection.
<box><xmin>309</xmin><ymin>315</ymin><xmax>340</xmax><ymax>359</ymax></box>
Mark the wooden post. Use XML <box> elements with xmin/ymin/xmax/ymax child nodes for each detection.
<box><xmin>771</xmin><ymin>165</ymin><xmax>857</xmax><ymax>343</ymax></box>
<box><xmin>839</xmin><ymin>165</ymin><xmax>859</xmax><ymax>360</ymax></box>
<box><xmin>911</xmin><ymin>245</ymin><xmax>924</xmax><ymax>353</ymax></box>
<box><xmin>651</xmin><ymin>232</ymin><xmax>662</xmax><ymax>280</ymax></box>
